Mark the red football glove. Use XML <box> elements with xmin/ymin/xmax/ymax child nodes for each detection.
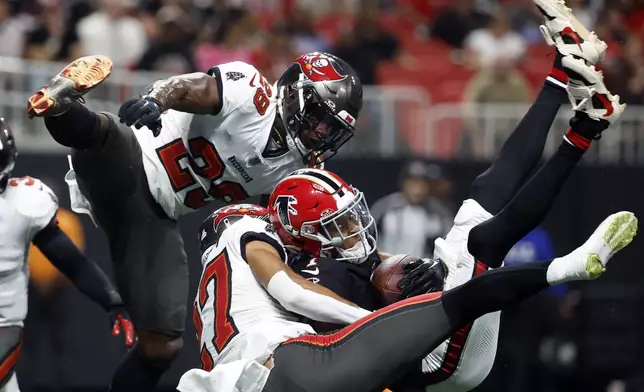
<box><xmin>110</xmin><ymin>306</ymin><xmax>136</xmax><ymax>347</ymax></box>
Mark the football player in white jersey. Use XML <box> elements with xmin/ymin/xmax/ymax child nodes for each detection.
<box><xmin>0</xmin><ymin>119</ymin><xmax>134</xmax><ymax>392</ymax></box>
<box><xmin>289</xmin><ymin>3</ymin><xmax>626</xmax><ymax>390</ymax></box>
<box><xmin>26</xmin><ymin>52</ymin><xmax>362</xmax><ymax>390</ymax></box>
<box><xmin>180</xmin><ymin>171</ymin><xmax>636</xmax><ymax>392</ymax></box>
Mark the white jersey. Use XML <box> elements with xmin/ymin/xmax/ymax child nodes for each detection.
<box><xmin>421</xmin><ymin>199</ymin><xmax>500</xmax><ymax>392</ymax></box>
<box><xmin>193</xmin><ymin>216</ymin><xmax>314</xmax><ymax>371</ymax></box>
<box><xmin>0</xmin><ymin>177</ymin><xmax>58</xmax><ymax>327</ymax></box>
<box><xmin>134</xmin><ymin>61</ymin><xmax>305</xmax><ymax>219</ymax></box>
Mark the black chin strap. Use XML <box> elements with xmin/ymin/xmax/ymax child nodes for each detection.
<box><xmin>262</xmin><ymin>117</ymin><xmax>289</xmax><ymax>159</ymax></box>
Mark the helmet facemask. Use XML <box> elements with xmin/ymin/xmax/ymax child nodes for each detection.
<box><xmin>300</xmin><ymin>189</ymin><xmax>377</xmax><ymax>264</ymax></box>
<box><xmin>277</xmin><ymin>78</ymin><xmax>355</xmax><ymax>164</ymax></box>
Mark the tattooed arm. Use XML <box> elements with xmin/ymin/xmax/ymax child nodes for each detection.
<box><xmin>146</xmin><ymin>71</ymin><xmax>222</xmax><ymax>115</ymax></box>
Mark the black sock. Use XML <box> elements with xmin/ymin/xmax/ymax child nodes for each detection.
<box><xmin>109</xmin><ymin>346</ymin><xmax>172</xmax><ymax>392</ymax></box>
<box><xmin>44</xmin><ymin>102</ymin><xmax>105</xmax><ymax>150</ymax></box>
<box><xmin>470</xmin><ymin>83</ymin><xmax>568</xmax><ymax>215</ymax></box>
<box><xmin>468</xmin><ymin>141</ymin><xmax>584</xmax><ymax>267</ymax></box>
<box><xmin>442</xmin><ymin>260</ymin><xmax>551</xmax><ymax>326</ymax></box>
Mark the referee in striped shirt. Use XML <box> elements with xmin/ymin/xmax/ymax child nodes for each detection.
<box><xmin>371</xmin><ymin>161</ymin><xmax>455</xmax><ymax>257</ymax></box>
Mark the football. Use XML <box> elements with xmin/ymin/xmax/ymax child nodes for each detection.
<box><xmin>372</xmin><ymin>254</ymin><xmax>417</xmax><ymax>306</ymax></box>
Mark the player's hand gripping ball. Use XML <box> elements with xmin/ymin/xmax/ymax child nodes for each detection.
<box><xmin>372</xmin><ymin>254</ymin><xmax>447</xmax><ymax>305</ymax></box>
<box><xmin>118</xmin><ymin>96</ymin><xmax>163</xmax><ymax>136</ymax></box>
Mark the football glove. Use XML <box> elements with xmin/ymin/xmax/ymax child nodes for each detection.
<box><xmin>398</xmin><ymin>258</ymin><xmax>447</xmax><ymax>299</ymax></box>
<box><xmin>118</xmin><ymin>96</ymin><xmax>163</xmax><ymax>136</ymax></box>
<box><xmin>109</xmin><ymin>305</ymin><xmax>136</xmax><ymax>348</ymax></box>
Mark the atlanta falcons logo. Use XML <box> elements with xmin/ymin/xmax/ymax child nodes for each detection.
<box><xmin>295</xmin><ymin>53</ymin><xmax>346</xmax><ymax>83</ymax></box>
<box><xmin>274</xmin><ymin>195</ymin><xmax>298</xmax><ymax>230</ymax></box>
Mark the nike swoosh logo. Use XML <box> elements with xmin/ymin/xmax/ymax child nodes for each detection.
<box><xmin>596</xmin><ymin>93</ymin><xmax>614</xmax><ymax>118</ymax></box>
<box><xmin>562</xmin><ymin>26</ymin><xmax>583</xmax><ymax>51</ymax></box>
<box><xmin>249</xmin><ymin>73</ymin><xmax>257</xmax><ymax>88</ymax></box>
<box><xmin>301</xmin><ymin>268</ymin><xmax>320</xmax><ymax>276</ymax></box>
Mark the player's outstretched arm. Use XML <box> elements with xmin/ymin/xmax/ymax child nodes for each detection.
<box><xmin>32</xmin><ymin>220</ymin><xmax>135</xmax><ymax>347</ymax></box>
<box><xmin>146</xmin><ymin>73</ymin><xmax>220</xmax><ymax>115</ymax></box>
<box><xmin>245</xmin><ymin>240</ymin><xmax>371</xmax><ymax>325</ymax></box>
<box><xmin>118</xmin><ymin>72</ymin><xmax>220</xmax><ymax>134</ymax></box>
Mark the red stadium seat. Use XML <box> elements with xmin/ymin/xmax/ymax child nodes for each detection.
<box><xmin>402</xmin><ymin>39</ymin><xmax>452</xmax><ymax>57</ymax></box>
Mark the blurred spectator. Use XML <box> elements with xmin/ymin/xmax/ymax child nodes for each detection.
<box><xmin>605</xmin><ymin>36</ymin><xmax>644</xmax><ymax>104</ymax></box>
<box><xmin>195</xmin><ymin>7</ymin><xmax>256</xmax><ymax>72</ymax></box>
<box><xmin>24</xmin><ymin>0</ymin><xmax>89</xmax><ymax>62</ymax></box>
<box><xmin>371</xmin><ymin>161</ymin><xmax>454</xmax><ymax>257</ymax></box>
<box><xmin>431</xmin><ymin>0</ymin><xmax>489</xmax><ymax>48</ymax></box>
<box><xmin>331</xmin><ymin>1</ymin><xmax>400</xmax><ymax>85</ymax></box>
<box><xmin>284</xmin><ymin>6</ymin><xmax>328</xmax><ymax>53</ymax></box>
<box><xmin>254</xmin><ymin>23</ymin><xmax>299</xmax><ymax>81</ymax></box>
<box><xmin>568</xmin><ymin>0</ymin><xmax>596</xmax><ymax>31</ymax></box>
<box><xmin>465</xmin><ymin>11</ymin><xmax>527</xmax><ymax>68</ymax></box>
<box><xmin>508</xmin><ymin>0</ymin><xmax>544</xmax><ymax>44</ymax></box>
<box><xmin>136</xmin><ymin>4</ymin><xmax>198</xmax><ymax>73</ymax></box>
<box><xmin>76</xmin><ymin>0</ymin><xmax>147</xmax><ymax>68</ymax></box>
<box><xmin>0</xmin><ymin>0</ymin><xmax>32</xmax><ymax>58</ymax></box>
<box><xmin>599</xmin><ymin>6</ymin><xmax>630</xmax><ymax>44</ymax></box>
<box><xmin>464</xmin><ymin>59</ymin><xmax>531</xmax><ymax>103</ymax></box>
<box><xmin>462</xmin><ymin>59</ymin><xmax>531</xmax><ymax>157</ymax></box>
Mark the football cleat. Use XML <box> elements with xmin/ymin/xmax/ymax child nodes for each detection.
<box><xmin>572</xmin><ymin>211</ymin><xmax>637</xmax><ymax>280</ymax></box>
<box><xmin>27</xmin><ymin>55</ymin><xmax>113</xmax><ymax>118</ymax></box>
<box><xmin>563</xmin><ymin>56</ymin><xmax>625</xmax><ymax>125</ymax></box>
<box><xmin>535</xmin><ymin>0</ymin><xmax>607</xmax><ymax>65</ymax></box>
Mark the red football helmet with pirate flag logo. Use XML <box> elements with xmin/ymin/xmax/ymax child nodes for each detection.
<box><xmin>276</xmin><ymin>53</ymin><xmax>363</xmax><ymax>164</ymax></box>
<box><xmin>268</xmin><ymin>168</ymin><xmax>376</xmax><ymax>264</ymax></box>
<box><xmin>199</xmin><ymin>204</ymin><xmax>268</xmax><ymax>253</ymax></box>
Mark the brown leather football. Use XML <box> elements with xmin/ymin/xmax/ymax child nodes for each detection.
<box><xmin>372</xmin><ymin>254</ymin><xmax>417</xmax><ymax>306</ymax></box>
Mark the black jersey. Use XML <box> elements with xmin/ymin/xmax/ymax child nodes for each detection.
<box><xmin>289</xmin><ymin>251</ymin><xmax>383</xmax><ymax>312</ymax></box>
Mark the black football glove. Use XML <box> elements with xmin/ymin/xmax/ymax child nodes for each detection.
<box><xmin>397</xmin><ymin>258</ymin><xmax>447</xmax><ymax>299</ymax></box>
<box><xmin>109</xmin><ymin>304</ymin><xmax>136</xmax><ymax>348</ymax></box>
<box><xmin>118</xmin><ymin>96</ymin><xmax>163</xmax><ymax>136</ymax></box>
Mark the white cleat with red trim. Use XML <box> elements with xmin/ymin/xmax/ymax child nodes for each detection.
<box><xmin>563</xmin><ymin>56</ymin><xmax>625</xmax><ymax>124</ymax></box>
<box><xmin>535</xmin><ymin>0</ymin><xmax>607</xmax><ymax>66</ymax></box>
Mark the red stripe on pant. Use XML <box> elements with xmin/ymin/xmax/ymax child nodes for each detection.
<box><xmin>424</xmin><ymin>260</ymin><xmax>488</xmax><ymax>384</ymax></box>
<box><xmin>283</xmin><ymin>292</ymin><xmax>443</xmax><ymax>347</ymax></box>
<box><xmin>0</xmin><ymin>329</ymin><xmax>23</xmax><ymax>385</ymax></box>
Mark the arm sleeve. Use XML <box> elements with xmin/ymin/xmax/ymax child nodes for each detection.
<box><xmin>266</xmin><ymin>270</ymin><xmax>371</xmax><ymax>325</ymax></box>
<box><xmin>32</xmin><ymin>222</ymin><xmax>121</xmax><ymax>311</ymax></box>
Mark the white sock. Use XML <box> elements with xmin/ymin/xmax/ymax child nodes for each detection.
<box><xmin>546</xmin><ymin>254</ymin><xmax>587</xmax><ymax>286</ymax></box>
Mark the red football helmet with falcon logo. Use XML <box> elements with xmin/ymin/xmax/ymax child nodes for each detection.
<box><xmin>199</xmin><ymin>204</ymin><xmax>268</xmax><ymax>254</ymax></box>
<box><xmin>267</xmin><ymin>168</ymin><xmax>376</xmax><ymax>264</ymax></box>
<box><xmin>275</xmin><ymin>52</ymin><xmax>363</xmax><ymax>164</ymax></box>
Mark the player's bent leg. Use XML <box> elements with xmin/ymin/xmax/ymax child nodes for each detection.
<box><xmin>469</xmin><ymin>0</ymin><xmax>607</xmax><ymax>216</ymax></box>
<box><xmin>63</xmin><ymin>112</ymin><xmax>189</xmax><ymax>390</ymax></box>
<box><xmin>0</xmin><ymin>328</ymin><xmax>22</xmax><ymax>392</ymax></box>
<box><xmin>468</xmin><ymin>61</ymin><xmax>625</xmax><ymax>268</ymax></box>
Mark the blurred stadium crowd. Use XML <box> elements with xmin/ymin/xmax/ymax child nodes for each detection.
<box><xmin>1</xmin><ymin>0</ymin><xmax>644</xmax><ymax>103</ymax></box>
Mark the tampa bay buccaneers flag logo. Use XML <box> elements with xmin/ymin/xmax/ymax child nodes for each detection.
<box><xmin>295</xmin><ymin>53</ymin><xmax>347</xmax><ymax>82</ymax></box>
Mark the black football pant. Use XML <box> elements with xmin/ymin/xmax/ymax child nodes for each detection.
<box><xmin>263</xmin><ymin>261</ymin><xmax>554</xmax><ymax>392</ymax></box>
<box><xmin>465</xmin><ymin>83</ymin><xmax>591</xmax><ymax>268</ymax></box>
<box><xmin>44</xmin><ymin>104</ymin><xmax>189</xmax><ymax>335</ymax></box>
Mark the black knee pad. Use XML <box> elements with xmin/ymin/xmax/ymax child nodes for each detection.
<box><xmin>137</xmin><ymin>332</ymin><xmax>183</xmax><ymax>362</ymax></box>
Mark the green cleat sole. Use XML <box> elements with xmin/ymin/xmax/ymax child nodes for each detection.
<box><xmin>604</xmin><ymin>212</ymin><xmax>638</xmax><ymax>253</ymax></box>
